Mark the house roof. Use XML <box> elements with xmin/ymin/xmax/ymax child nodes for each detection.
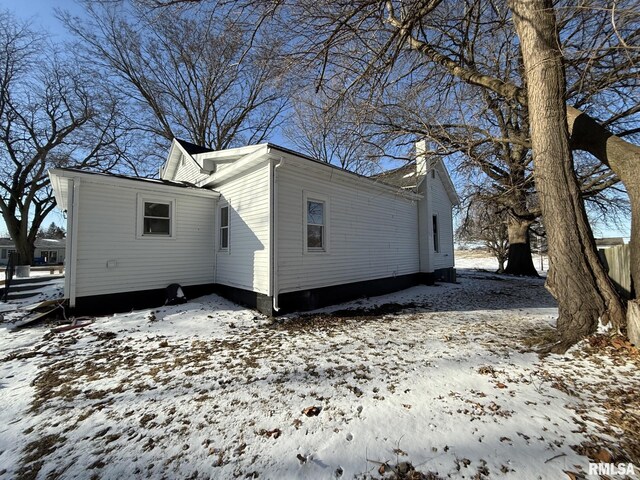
<box><xmin>186</xmin><ymin>142</ymin><xmax>422</xmax><ymax>200</ymax></box>
<box><xmin>0</xmin><ymin>238</ymin><xmax>66</xmax><ymax>248</ymax></box>
<box><xmin>51</xmin><ymin>168</ymin><xmax>199</xmax><ymax>189</ymax></box>
<box><xmin>175</xmin><ymin>138</ymin><xmax>215</xmax><ymax>156</ymax></box>
<box><xmin>49</xmin><ymin>167</ymin><xmax>219</xmax><ymax>211</ymax></box>
<box><xmin>160</xmin><ymin>138</ymin><xmax>459</xmax><ymax>204</ymax></box>
<box><xmin>595</xmin><ymin>237</ymin><xmax>625</xmax><ymax>247</ymax></box>
<box><xmin>36</xmin><ymin>238</ymin><xmax>66</xmax><ymax>248</ymax></box>
<box><xmin>371</xmin><ymin>162</ymin><xmax>419</xmax><ymax>189</ymax></box>
<box><xmin>371</xmin><ymin>158</ymin><xmax>460</xmax><ymax>206</ymax></box>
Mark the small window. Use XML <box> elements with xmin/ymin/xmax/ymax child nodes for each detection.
<box><xmin>433</xmin><ymin>215</ymin><xmax>439</xmax><ymax>252</ymax></box>
<box><xmin>307</xmin><ymin>200</ymin><xmax>325</xmax><ymax>250</ymax></box>
<box><xmin>143</xmin><ymin>201</ymin><xmax>171</xmax><ymax>235</ymax></box>
<box><xmin>219</xmin><ymin>205</ymin><xmax>229</xmax><ymax>250</ymax></box>
<box><xmin>1</xmin><ymin>249</ymin><xmax>6</xmax><ymax>260</ymax></box>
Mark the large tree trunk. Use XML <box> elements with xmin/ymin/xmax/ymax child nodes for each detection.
<box><xmin>567</xmin><ymin>107</ymin><xmax>640</xmax><ymax>299</ymax></box>
<box><xmin>13</xmin><ymin>237</ymin><xmax>35</xmax><ymax>266</ymax></box>
<box><xmin>504</xmin><ymin>217</ymin><xmax>538</xmax><ymax>276</ymax></box>
<box><xmin>3</xmin><ymin>210</ymin><xmax>37</xmax><ymax>266</ymax></box>
<box><xmin>509</xmin><ymin>0</ymin><xmax>626</xmax><ymax>350</ymax></box>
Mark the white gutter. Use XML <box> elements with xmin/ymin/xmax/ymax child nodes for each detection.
<box><xmin>272</xmin><ymin>156</ymin><xmax>285</xmax><ymax>313</ymax></box>
<box><xmin>68</xmin><ymin>179</ymin><xmax>80</xmax><ymax>308</ymax></box>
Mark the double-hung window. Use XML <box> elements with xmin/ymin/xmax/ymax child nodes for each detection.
<box><xmin>143</xmin><ymin>201</ymin><xmax>172</xmax><ymax>236</ymax></box>
<box><xmin>219</xmin><ymin>205</ymin><xmax>229</xmax><ymax>250</ymax></box>
<box><xmin>137</xmin><ymin>195</ymin><xmax>175</xmax><ymax>239</ymax></box>
<box><xmin>306</xmin><ymin>199</ymin><xmax>325</xmax><ymax>251</ymax></box>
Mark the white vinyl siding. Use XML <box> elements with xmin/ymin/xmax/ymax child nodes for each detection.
<box><xmin>73</xmin><ymin>181</ymin><xmax>215</xmax><ymax>298</ymax></box>
<box><xmin>276</xmin><ymin>162</ymin><xmax>419</xmax><ymax>294</ymax></box>
<box><xmin>172</xmin><ymin>153</ymin><xmax>209</xmax><ymax>184</ymax></box>
<box><xmin>431</xmin><ymin>170</ymin><xmax>455</xmax><ymax>269</ymax></box>
<box><xmin>214</xmin><ymin>162</ymin><xmax>270</xmax><ymax>294</ymax></box>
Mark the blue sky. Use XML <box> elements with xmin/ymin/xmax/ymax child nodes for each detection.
<box><xmin>0</xmin><ymin>0</ymin><xmax>84</xmax><ymax>36</ymax></box>
<box><xmin>0</xmin><ymin>0</ymin><xmax>631</xmax><ymax>240</ymax></box>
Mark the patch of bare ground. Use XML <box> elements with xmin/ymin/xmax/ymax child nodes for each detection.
<box><xmin>274</xmin><ymin>302</ymin><xmax>430</xmax><ymax>332</ymax></box>
<box><xmin>518</xmin><ymin>325</ymin><xmax>560</xmax><ymax>350</ymax></box>
<box><xmin>569</xmin><ymin>335</ymin><xmax>640</xmax><ymax>465</ymax></box>
<box><xmin>17</xmin><ymin>433</ymin><xmax>66</xmax><ymax>480</ymax></box>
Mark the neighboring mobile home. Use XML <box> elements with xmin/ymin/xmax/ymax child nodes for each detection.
<box><xmin>49</xmin><ymin>140</ymin><xmax>458</xmax><ymax>315</ymax></box>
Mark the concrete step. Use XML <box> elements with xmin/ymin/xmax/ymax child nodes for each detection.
<box><xmin>1</xmin><ymin>275</ymin><xmax>64</xmax><ymax>301</ymax></box>
<box><xmin>6</xmin><ymin>275</ymin><xmax>64</xmax><ymax>286</ymax></box>
<box><xmin>6</xmin><ymin>291</ymin><xmax>58</xmax><ymax>300</ymax></box>
<box><xmin>5</xmin><ymin>280</ymin><xmax>63</xmax><ymax>293</ymax></box>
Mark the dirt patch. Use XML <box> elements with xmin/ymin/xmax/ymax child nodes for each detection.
<box><xmin>276</xmin><ymin>302</ymin><xmax>430</xmax><ymax>332</ymax></box>
<box><xmin>17</xmin><ymin>433</ymin><xmax>66</xmax><ymax>480</ymax></box>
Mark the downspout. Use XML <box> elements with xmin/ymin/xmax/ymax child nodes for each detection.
<box><xmin>272</xmin><ymin>157</ymin><xmax>285</xmax><ymax>313</ymax></box>
<box><xmin>68</xmin><ymin>178</ymin><xmax>80</xmax><ymax>308</ymax></box>
<box><xmin>213</xmin><ymin>196</ymin><xmax>218</xmax><ymax>286</ymax></box>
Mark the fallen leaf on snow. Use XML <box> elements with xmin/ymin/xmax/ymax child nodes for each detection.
<box><xmin>593</xmin><ymin>448</ymin><xmax>612</xmax><ymax>463</ymax></box>
<box><xmin>302</xmin><ymin>406</ymin><xmax>322</xmax><ymax>417</ymax></box>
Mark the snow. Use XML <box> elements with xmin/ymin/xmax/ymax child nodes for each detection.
<box><xmin>0</xmin><ymin>277</ymin><xmax>65</xmax><ymax>322</ymax></box>
<box><xmin>0</xmin><ymin>255</ymin><xmax>638</xmax><ymax>479</ymax></box>
<box><xmin>27</xmin><ymin>269</ymin><xmax>65</xmax><ymax>278</ymax></box>
<box><xmin>455</xmin><ymin>250</ymin><xmax>549</xmax><ymax>274</ymax></box>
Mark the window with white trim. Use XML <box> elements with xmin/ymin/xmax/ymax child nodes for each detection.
<box><xmin>137</xmin><ymin>195</ymin><xmax>175</xmax><ymax>239</ymax></box>
<box><xmin>306</xmin><ymin>199</ymin><xmax>325</xmax><ymax>251</ymax></box>
<box><xmin>219</xmin><ymin>205</ymin><xmax>229</xmax><ymax>250</ymax></box>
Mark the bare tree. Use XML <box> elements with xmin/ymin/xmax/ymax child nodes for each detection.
<box><xmin>121</xmin><ymin>0</ymin><xmax>640</xmax><ymax>347</ymax></box>
<box><xmin>508</xmin><ymin>0</ymin><xmax>626</xmax><ymax>349</ymax></box>
<box><xmin>285</xmin><ymin>87</ymin><xmax>387</xmax><ymax>175</ymax></box>
<box><xmin>0</xmin><ymin>12</ymin><xmax>126</xmax><ymax>265</ymax></box>
<box><xmin>456</xmin><ymin>199</ymin><xmax>509</xmax><ymax>273</ymax></box>
<box><xmin>348</xmin><ymin>1</ymin><xmax>632</xmax><ymax>277</ymax></box>
<box><xmin>61</xmin><ymin>2</ymin><xmax>289</xmax><ymax>151</ymax></box>
<box><xmin>277</xmin><ymin>0</ymin><xmax>637</xmax><ymax>346</ymax></box>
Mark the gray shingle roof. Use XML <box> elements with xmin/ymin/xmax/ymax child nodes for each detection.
<box><xmin>370</xmin><ymin>162</ymin><xmax>418</xmax><ymax>189</ymax></box>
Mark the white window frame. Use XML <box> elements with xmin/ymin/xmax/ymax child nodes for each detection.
<box><xmin>303</xmin><ymin>191</ymin><xmax>330</xmax><ymax>254</ymax></box>
<box><xmin>218</xmin><ymin>203</ymin><xmax>230</xmax><ymax>252</ymax></box>
<box><xmin>136</xmin><ymin>194</ymin><xmax>176</xmax><ymax>239</ymax></box>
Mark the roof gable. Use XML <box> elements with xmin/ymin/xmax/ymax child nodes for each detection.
<box><xmin>175</xmin><ymin>138</ymin><xmax>215</xmax><ymax>156</ymax></box>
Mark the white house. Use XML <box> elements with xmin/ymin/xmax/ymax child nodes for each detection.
<box><xmin>48</xmin><ymin>139</ymin><xmax>458</xmax><ymax>314</ymax></box>
<box><xmin>0</xmin><ymin>238</ymin><xmax>66</xmax><ymax>266</ymax></box>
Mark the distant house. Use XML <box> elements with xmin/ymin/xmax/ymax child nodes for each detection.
<box><xmin>48</xmin><ymin>139</ymin><xmax>459</xmax><ymax>315</ymax></box>
<box><xmin>595</xmin><ymin>237</ymin><xmax>625</xmax><ymax>249</ymax></box>
<box><xmin>0</xmin><ymin>238</ymin><xmax>66</xmax><ymax>266</ymax></box>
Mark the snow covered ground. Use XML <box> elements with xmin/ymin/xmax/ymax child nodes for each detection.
<box><xmin>455</xmin><ymin>249</ymin><xmax>549</xmax><ymax>273</ymax></box>
<box><xmin>0</xmin><ymin>255</ymin><xmax>638</xmax><ymax>479</ymax></box>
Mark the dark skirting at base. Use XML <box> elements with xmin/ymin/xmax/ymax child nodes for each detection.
<box><xmin>70</xmin><ymin>268</ymin><xmax>456</xmax><ymax>317</ymax></box>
